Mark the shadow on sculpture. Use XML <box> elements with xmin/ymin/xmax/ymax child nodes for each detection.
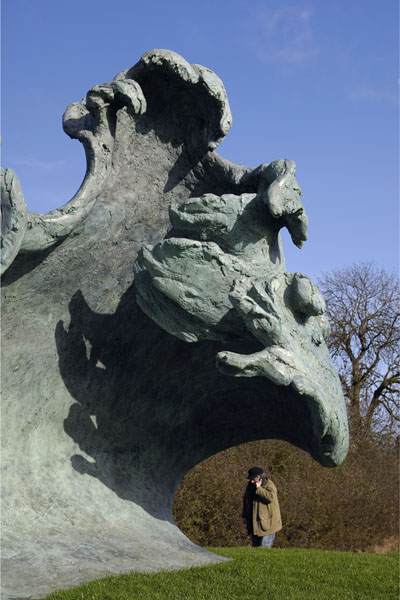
<box><xmin>56</xmin><ymin>286</ymin><xmax>233</xmax><ymax>519</ymax></box>
<box><xmin>54</xmin><ymin>286</ymin><xmax>281</xmax><ymax>519</ymax></box>
<box><xmin>56</xmin><ymin>274</ymin><xmax>343</xmax><ymax>519</ymax></box>
<box><xmin>1</xmin><ymin>244</ymin><xmax>60</xmax><ymax>285</ymax></box>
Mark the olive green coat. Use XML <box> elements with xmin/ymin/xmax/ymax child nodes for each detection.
<box><xmin>251</xmin><ymin>478</ymin><xmax>282</xmax><ymax>536</ymax></box>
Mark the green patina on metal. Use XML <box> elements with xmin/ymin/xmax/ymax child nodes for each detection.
<box><xmin>1</xmin><ymin>50</ymin><xmax>348</xmax><ymax>600</ymax></box>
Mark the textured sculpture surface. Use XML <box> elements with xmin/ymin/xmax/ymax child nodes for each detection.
<box><xmin>1</xmin><ymin>50</ymin><xmax>348</xmax><ymax>599</ymax></box>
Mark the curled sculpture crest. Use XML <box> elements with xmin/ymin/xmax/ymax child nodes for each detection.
<box><xmin>134</xmin><ymin>172</ymin><xmax>340</xmax><ymax>449</ymax></box>
<box><xmin>1</xmin><ymin>50</ymin><xmax>348</xmax><ymax>598</ymax></box>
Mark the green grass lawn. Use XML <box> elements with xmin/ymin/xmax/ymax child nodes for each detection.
<box><xmin>42</xmin><ymin>547</ymin><xmax>399</xmax><ymax>600</ymax></box>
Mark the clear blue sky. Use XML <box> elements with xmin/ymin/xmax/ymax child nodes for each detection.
<box><xmin>2</xmin><ymin>0</ymin><xmax>399</xmax><ymax>279</ymax></box>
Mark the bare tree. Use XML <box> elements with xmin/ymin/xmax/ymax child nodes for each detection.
<box><xmin>318</xmin><ymin>262</ymin><xmax>400</xmax><ymax>439</ymax></box>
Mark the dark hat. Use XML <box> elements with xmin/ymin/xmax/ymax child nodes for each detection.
<box><xmin>248</xmin><ymin>466</ymin><xmax>263</xmax><ymax>479</ymax></box>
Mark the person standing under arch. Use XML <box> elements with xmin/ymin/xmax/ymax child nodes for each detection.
<box><xmin>242</xmin><ymin>466</ymin><xmax>282</xmax><ymax>547</ymax></box>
